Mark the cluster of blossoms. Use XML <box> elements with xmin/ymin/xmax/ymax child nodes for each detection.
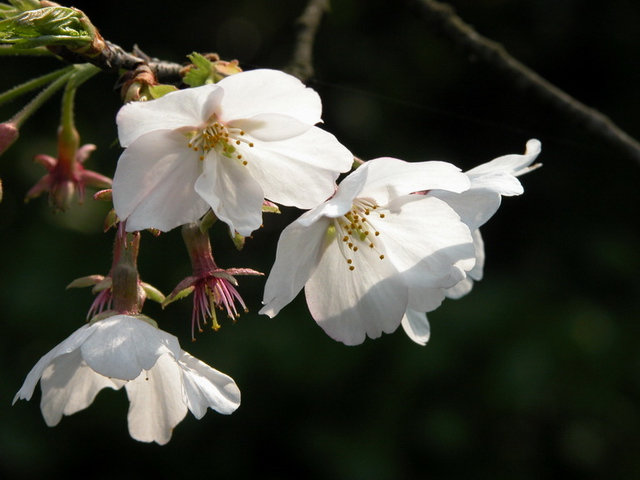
<box><xmin>12</xmin><ymin>67</ymin><xmax>540</xmax><ymax>444</ymax></box>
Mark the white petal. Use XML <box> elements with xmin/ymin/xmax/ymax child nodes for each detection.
<box><xmin>113</xmin><ymin>130</ymin><xmax>210</xmax><ymax>232</ymax></box>
<box><xmin>467</xmin><ymin>171</ymin><xmax>524</xmax><ymax>196</ymax></box>
<box><xmin>304</xmin><ymin>234</ymin><xmax>408</xmax><ymax>345</ymax></box>
<box><xmin>125</xmin><ymin>354</ymin><xmax>187</xmax><ymax>445</ymax></box>
<box><xmin>216</xmin><ymin>69</ymin><xmax>322</xmax><ymax>125</ymax></box>
<box><xmin>39</xmin><ymin>351</ymin><xmax>124</xmax><ymax>426</ymax></box>
<box><xmin>81</xmin><ymin>315</ymin><xmax>182</xmax><ymax>381</ymax></box>
<box><xmin>466</xmin><ymin>139</ymin><xmax>542</xmax><ymax>178</ymax></box>
<box><xmin>260</xmin><ymin>216</ymin><xmax>330</xmax><ymax>317</ymax></box>
<box><xmin>13</xmin><ymin>323</ymin><xmax>95</xmax><ymax>403</ymax></box>
<box><xmin>245</xmin><ymin>127</ymin><xmax>353</xmax><ymax>209</ymax></box>
<box><xmin>117</xmin><ymin>84</ymin><xmax>222</xmax><ymax>147</ymax></box>
<box><xmin>407</xmin><ymin>285</ymin><xmax>448</xmax><ymax>313</ymax></box>
<box><xmin>401</xmin><ymin>309</ymin><xmax>431</xmax><ymax>346</ymax></box>
<box><xmin>179</xmin><ymin>352</ymin><xmax>241</xmax><ymax>418</ymax></box>
<box><xmin>231</xmin><ymin>113</ymin><xmax>313</xmax><ymax>142</ymax></box>
<box><xmin>446</xmin><ymin>229</ymin><xmax>485</xmax><ymax>299</ymax></box>
<box><xmin>356</xmin><ymin>158</ymin><xmax>470</xmax><ymax>205</ymax></box>
<box><xmin>429</xmin><ymin>188</ymin><xmax>503</xmax><ymax>232</ymax></box>
<box><xmin>195</xmin><ymin>153</ymin><xmax>264</xmax><ymax>236</ymax></box>
<box><xmin>378</xmin><ymin>195</ymin><xmax>476</xmax><ymax>292</ymax></box>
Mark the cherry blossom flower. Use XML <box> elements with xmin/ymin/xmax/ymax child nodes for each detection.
<box><xmin>165</xmin><ymin>264</ymin><xmax>262</xmax><ymax>340</ymax></box>
<box><xmin>112</xmin><ymin>68</ymin><xmax>353</xmax><ymax>236</ymax></box>
<box><xmin>260</xmin><ymin>157</ymin><xmax>476</xmax><ymax>345</ymax></box>
<box><xmin>26</xmin><ymin>141</ymin><xmax>112</xmax><ymax>211</ymax></box>
<box><xmin>401</xmin><ymin>139</ymin><xmax>542</xmax><ymax>345</ymax></box>
<box><xmin>13</xmin><ymin>314</ymin><xmax>240</xmax><ymax>445</ymax></box>
<box><xmin>162</xmin><ymin>222</ymin><xmax>263</xmax><ymax>340</ymax></box>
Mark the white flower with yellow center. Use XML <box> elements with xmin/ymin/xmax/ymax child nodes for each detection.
<box><xmin>260</xmin><ymin>157</ymin><xmax>476</xmax><ymax>345</ymax></box>
<box><xmin>112</xmin><ymin>69</ymin><xmax>353</xmax><ymax>236</ymax></box>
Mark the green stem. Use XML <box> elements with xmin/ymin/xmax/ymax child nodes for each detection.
<box><xmin>0</xmin><ymin>65</ymin><xmax>73</xmax><ymax>107</ymax></box>
<box><xmin>9</xmin><ymin>68</ymin><xmax>71</xmax><ymax>128</ymax></box>
<box><xmin>8</xmin><ymin>62</ymin><xmax>100</xmax><ymax>130</ymax></box>
<box><xmin>59</xmin><ymin>63</ymin><xmax>100</xmax><ymax>132</ymax></box>
<box><xmin>0</xmin><ymin>45</ymin><xmax>53</xmax><ymax>56</ymax></box>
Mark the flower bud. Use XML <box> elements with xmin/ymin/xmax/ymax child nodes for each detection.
<box><xmin>0</xmin><ymin>122</ymin><xmax>19</xmax><ymax>156</ymax></box>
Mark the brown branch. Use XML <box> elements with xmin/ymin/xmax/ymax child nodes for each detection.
<box><xmin>285</xmin><ymin>0</ymin><xmax>331</xmax><ymax>82</ymax></box>
<box><xmin>49</xmin><ymin>41</ymin><xmax>184</xmax><ymax>84</ymax></box>
<box><xmin>413</xmin><ymin>0</ymin><xmax>640</xmax><ymax>165</ymax></box>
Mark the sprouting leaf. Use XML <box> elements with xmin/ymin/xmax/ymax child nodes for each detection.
<box><xmin>0</xmin><ymin>6</ymin><xmax>92</xmax><ymax>49</ymax></box>
<box><xmin>183</xmin><ymin>52</ymin><xmax>213</xmax><ymax>87</ymax></box>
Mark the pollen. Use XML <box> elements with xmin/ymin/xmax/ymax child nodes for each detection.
<box><xmin>334</xmin><ymin>199</ymin><xmax>387</xmax><ymax>271</ymax></box>
<box><xmin>187</xmin><ymin>115</ymin><xmax>255</xmax><ymax>165</ymax></box>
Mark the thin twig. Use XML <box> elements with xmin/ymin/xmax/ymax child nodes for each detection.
<box><xmin>285</xmin><ymin>0</ymin><xmax>331</xmax><ymax>82</ymax></box>
<box><xmin>413</xmin><ymin>0</ymin><xmax>640</xmax><ymax>165</ymax></box>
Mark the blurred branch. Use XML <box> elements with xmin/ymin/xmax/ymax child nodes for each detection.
<box><xmin>285</xmin><ymin>0</ymin><xmax>331</xmax><ymax>82</ymax></box>
<box><xmin>413</xmin><ymin>0</ymin><xmax>640</xmax><ymax>165</ymax></box>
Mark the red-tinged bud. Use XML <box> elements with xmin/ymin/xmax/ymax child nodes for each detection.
<box><xmin>0</xmin><ymin>122</ymin><xmax>19</xmax><ymax>156</ymax></box>
<box><xmin>25</xmin><ymin>128</ymin><xmax>112</xmax><ymax>211</ymax></box>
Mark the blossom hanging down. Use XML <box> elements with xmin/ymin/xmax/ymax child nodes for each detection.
<box><xmin>13</xmin><ymin>314</ymin><xmax>240</xmax><ymax>445</ymax></box>
<box><xmin>261</xmin><ymin>157</ymin><xmax>477</xmax><ymax>345</ymax></box>
<box><xmin>164</xmin><ymin>222</ymin><xmax>263</xmax><ymax>340</ymax></box>
<box><xmin>401</xmin><ymin>139</ymin><xmax>542</xmax><ymax>345</ymax></box>
<box><xmin>26</xmin><ymin>140</ymin><xmax>112</xmax><ymax>212</ymax></box>
<box><xmin>112</xmin><ymin>69</ymin><xmax>353</xmax><ymax>236</ymax></box>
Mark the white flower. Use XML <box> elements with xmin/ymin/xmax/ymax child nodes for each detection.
<box><xmin>13</xmin><ymin>315</ymin><xmax>240</xmax><ymax>445</ymax></box>
<box><xmin>112</xmin><ymin>69</ymin><xmax>353</xmax><ymax>236</ymax></box>
<box><xmin>260</xmin><ymin>157</ymin><xmax>477</xmax><ymax>345</ymax></box>
<box><xmin>401</xmin><ymin>139</ymin><xmax>542</xmax><ymax>345</ymax></box>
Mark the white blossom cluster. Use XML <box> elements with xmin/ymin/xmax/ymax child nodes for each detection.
<box><xmin>15</xmin><ymin>69</ymin><xmax>540</xmax><ymax>444</ymax></box>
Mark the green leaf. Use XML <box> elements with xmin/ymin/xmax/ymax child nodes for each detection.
<box><xmin>183</xmin><ymin>52</ymin><xmax>213</xmax><ymax>87</ymax></box>
<box><xmin>149</xmin><ymin>84</ymin><xmax>178</xmax><ymax>99</ymax></box>
<box><xmin>0</xmin><ymin>6</ymin><xmax>92</xmax><ymax>49</ymax></box>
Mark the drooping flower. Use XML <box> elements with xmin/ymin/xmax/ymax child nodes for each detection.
<box><xmin>401</xmin><ymin>139</ymin><xmax>542</xmax><ymax>345</ymax></box>
<box><xmin>260</xmin><ymin>157</ymin><xmax>476</xmax><ymax>345</ymax></box>
<box><xmin>25</xmin><ymin>129</ymin><xmax>112</xmax><ymax>211</ymax></box>
<box><xmin>13</xmin><ymin>314</ymin><xmax>241</xmax><ymax>445</ymax></box>
<box><xmin>162</xmin><ymin>222</ymin><xmax>263</xmax><ymax>340</ymax></box>
<box><xmin>112</xmin><ymin>68</ymin><xmax>353</xmax><ymax>236</ymax></box>
<box><xmin>166</xmin><ymin>266</ymin><xmax>262</xmax><ymax>341</ymax></box>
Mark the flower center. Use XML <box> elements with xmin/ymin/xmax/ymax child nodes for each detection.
<box><xmin>187</xmin><ymin>115</ymin><xmax>254</xmax><ymax>165</ymax></box>
<box><xmin>334</xmin><ymin>199</ymin><xmax>386</xmax><ymax>271</ymax></box>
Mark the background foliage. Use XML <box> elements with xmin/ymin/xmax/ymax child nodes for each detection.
<box><xmin>1</xmin><ymin>0</ymin><xmax>639</xmax><ymax>478</ymax></box>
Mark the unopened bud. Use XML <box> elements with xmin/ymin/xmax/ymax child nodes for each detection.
<box><xmin>0</xmin><ymin>122</ymin><xmax>19</xmax><ymax>156</ymax></box>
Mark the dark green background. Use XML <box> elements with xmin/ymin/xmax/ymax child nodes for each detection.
<box><xmin>1</xmin><ymin>0</ymin><xmax>639</xmax><ymax>478</ymax></box>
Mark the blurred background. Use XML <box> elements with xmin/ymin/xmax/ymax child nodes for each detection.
<box><xmin>1</xmin><ymin>0</ymin><xmax>639</xmax><ymax>478</ymax></box>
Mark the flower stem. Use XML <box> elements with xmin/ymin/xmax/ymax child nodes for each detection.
<box><xmin>8</xmin><ymin>69</ymin><xmax>71</xmax><ymax>129</ymax></box>
<box><xmin>60</xmin><ymin>64</ymin><xmax>101</xmax><ymax>133</ymax></box>
<box><xmin>111</xmin><ymin>227</ymin><xmax>143</xmax><ymax>314</ymax></box>
<box><xmin>0</xmin><ymin>65</ymin><xmax>73</xmax><ymax>108</ymax></box>
<box><xmin>182</xmin><ymin>222</ymin><xmax>216</xmax><ymax>274</ymax></box>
